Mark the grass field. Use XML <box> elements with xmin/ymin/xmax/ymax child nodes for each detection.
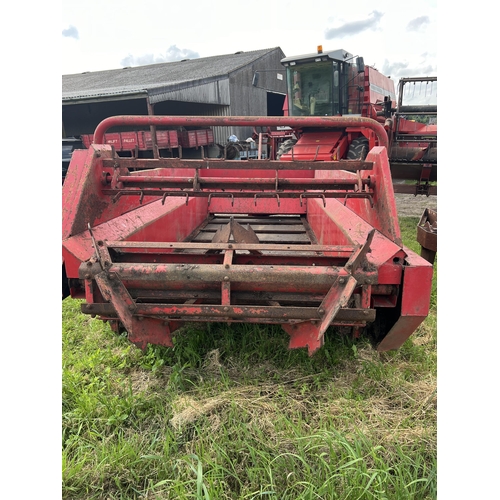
<box><xmin>62</xmin><ymin>216</ymin><xmax>437</xmax><ymax>499</ymax></box>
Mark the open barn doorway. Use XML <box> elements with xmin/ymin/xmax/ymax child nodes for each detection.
<box><xmin>267</xmin><ymin>92</ymin><xmax>285</xmax><ymax>116</ymax></box>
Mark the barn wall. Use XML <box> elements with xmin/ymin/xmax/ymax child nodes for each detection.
<box><xmin>228</xmin><ymin>49</ymin><xmax>287</xmax><ymax>140</ymax></box>
<box><xmin>153</xmin><ymin>100</ymin><xmax>231</xmax><ymax>145</ymax></box>
<box><xmin>149</xmin><ymin>79</ymin><xmax>230</xmax><ymax>105</ymax></box>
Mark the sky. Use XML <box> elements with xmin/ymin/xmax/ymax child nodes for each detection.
<box><xmin>61</xmin><ymin>0</ymin><xmax>437</xmax><ymax>84</ymax></box>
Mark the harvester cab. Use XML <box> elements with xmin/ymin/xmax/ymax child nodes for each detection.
<box><xmin>281</xmin><ymin>46</ymin><xmax>393</xmax><ymax>120</ymax></box>
<box><xmin>274</xmin><ymin>47</ymin><xmax>395</xmax><ymax>164</ymax></box>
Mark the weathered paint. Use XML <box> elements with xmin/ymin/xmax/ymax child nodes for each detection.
<box><xmin>63</xmin><ymin>115</ymin><xmax>432</xmax><ymax>355</ymax></box>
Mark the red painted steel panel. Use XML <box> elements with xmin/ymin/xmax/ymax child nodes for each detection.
<box><xmin>207</xmin><ymin>197</ymin><xmax>306</xmax><ymax>215</ymax></box>
<box><xmin>400</xmin><ymin>249</ymin><xmax>433</xmax><ymax>317</ymax></box>
<box><xmin>336</xmin><ymin>146</ymin><xmax>401</xmax><ymax>244</ymax></box>
<box><xmin>279</xmin><ymin>131</ymin><xmax>344</xmax><ymax>162</ymax></box>
<box><xmin>144</xmin><ymin>130</ymin><xmax>179</xmax><ymax>149</ymax></box>
<box><xmin>63</xmin><ymin>196</ymin><xmax>208</xmax><ymax>274</ymax></box>
<box><xmin>179</xmin><ymin>129</ymin><xmax>214</xmax><ymax>148</ymax></box>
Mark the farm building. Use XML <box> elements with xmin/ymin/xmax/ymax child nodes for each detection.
<box><xmin>62</xmin><ymin>47</ymin><xmax>287</xmax><ymax>157</ymax></box>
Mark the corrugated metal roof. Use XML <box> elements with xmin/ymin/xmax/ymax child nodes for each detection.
<box><xmin>62</xmin><ymin>48</ymin><xmax>282</xmax><ymax>103</ymax></box>
<box><xmin>148</xmin><ymin>79</ymin><xmax>230</xmax><ymax>105</ymax></box>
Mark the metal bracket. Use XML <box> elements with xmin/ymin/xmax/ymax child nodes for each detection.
<box><xmin>254</xmin><ymin>193</ymin><xmax>280</xmax><ymax>207</ymax></box>
<box><xmin>208</xmin><ymin>193</ymin><xmax>234</xmax><ymax>206</ymax></box>
<box><xmin>282</xmin><ymin>274</ymin><xmax>358</xmax><ymax>355</ymax></box>
<box><xmin>343</xmin><ymin>193</ymin><xmax>374</xmax><ymax>208</ymax></box>
<box><xmin>162</xmin><ymin>192</ymin><xmax>189</xmax><ymax>205</ymax></box>
<box><xmin>345</xmin><ymin>229</ymin><xmax>375</xmax><ymax>273</ymax></box>
<box><xmin>193</xmin><ymin>168</ymin><xmax>200</xmax><ymax>191</ymax></box>
<box><xmin>300</xmin><ymin>193</ymin><xmax>326</xmax><ymax>207</ymax></box>
<box><xmin>415</xmin><ymin>164</ymin><xmax>432</xmax><ymax>196</ymax></box>
<box><xmin>87</xmin><ymin>223</ymin><xmax>110</xmax><ymax>271</ymax></box>
<box><xmin>208</xmin><ymin>217</ymin><xmax>262</xmax><ymax>255</ymax></box>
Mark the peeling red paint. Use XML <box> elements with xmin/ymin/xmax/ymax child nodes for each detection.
<box><xmin>63</xmin><ymin>115</ymin><xmax>432</xmax><ymax>354</ymax></box>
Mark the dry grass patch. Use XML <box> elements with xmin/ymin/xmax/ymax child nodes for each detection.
<box><xmin>170</xmin><ymin>394</ymin><xmax>228</xmax><ymax>430</ymax></box>
<box><xmin>129</xmin><ymin>370</ymin><xmax>156</xmax><ymax>394</ymax></box>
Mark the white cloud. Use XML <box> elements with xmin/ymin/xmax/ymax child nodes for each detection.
<box><xmin>325</xmin><ymin>10</ymin><xmax>384</xmax><ymax>39</ymax></box>
<box><xmin>120</xmin><ymin>45</ymin><xmax>200</xmax><ymax>67</ymax></box>
<box><xmin>407</xmin><ymin>16</ymin><xmax>430</xmax><ymax>31</ymax></box>
<box><xmin>62</xmin><ymin>25</ymin><xmax>79</xmax><ymax>39</ymax></box>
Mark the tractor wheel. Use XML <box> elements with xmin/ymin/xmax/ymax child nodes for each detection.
<box><xmin>224</xmin><ymin>144</ymin><xmax>240</xmax><ymax>160</ymax></box>
<box><xmin>347</xmin><ymin>137</ymin><xmax>369</xmax><ymax>161</ymax></box>
<box><xmin>62</xmin><ymin>264</ymin><xmax>70</xmax><ymax>300</ymax></box>
<box><xmin>276</xmin><ymin>139</ymin><xmax>297</xmax><ymax>159</ymax></box>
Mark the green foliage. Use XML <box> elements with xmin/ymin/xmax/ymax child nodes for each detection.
<box><xmin>403</xmin><ymin>114</ymin><xmax>436</xmax><ymax>125</ymax></box>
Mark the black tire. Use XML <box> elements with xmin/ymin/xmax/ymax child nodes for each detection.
<box><xmin>347</xmin><ymin>137</ymin><xmax>369</xmax><ymax>160</ymax></box>
<box><xmin>276</xmin><ymin>139</ymin><xmax>297</xmax><ymax>160</ymax></box>
<box><xmin>216</xmin><ymin>143</ymin><xmax>241</xmax><ymax>160</ymax></box>
<box><xmin>224</xmin><ymin>144</ymin><xmax>240</xmax><ymax>160</ymax></box>
<box><xmin>62</xmin><ymin>264</ymin><xmax>70</xmax><ymax>300</ymax></box>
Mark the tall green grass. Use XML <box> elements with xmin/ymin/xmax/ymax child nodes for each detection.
<box><xmin>62</xmin><ymin>216</ymin><xmax>437</xmax><ymax>499</ymax></box>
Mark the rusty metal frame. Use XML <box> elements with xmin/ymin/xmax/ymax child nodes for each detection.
<box><xmin>82</xmin><ymin>229</ymin><xmax>376</xmax><ymax>354</ymax></box>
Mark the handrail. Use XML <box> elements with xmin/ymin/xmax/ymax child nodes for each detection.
<box><xmin>93</xmin><ymin>115</ymin><xmax>389</xmax><ymax>150</ymax></box>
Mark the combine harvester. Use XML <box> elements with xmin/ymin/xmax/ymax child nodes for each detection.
<box><xmin>271</xmin><ymin>47</ymin><xmax>437</xmax><ymax>195</ymax></box>
<box><xmin>261</xmin><ymin>46</ymin><xmax>437</xmax><ymax>258</ymax></box>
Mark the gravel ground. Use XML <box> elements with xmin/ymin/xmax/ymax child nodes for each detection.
<box><xmin>395</xmin><ymin>193</ymin><xmax>437</xmax><ymax>218</ymax></box>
